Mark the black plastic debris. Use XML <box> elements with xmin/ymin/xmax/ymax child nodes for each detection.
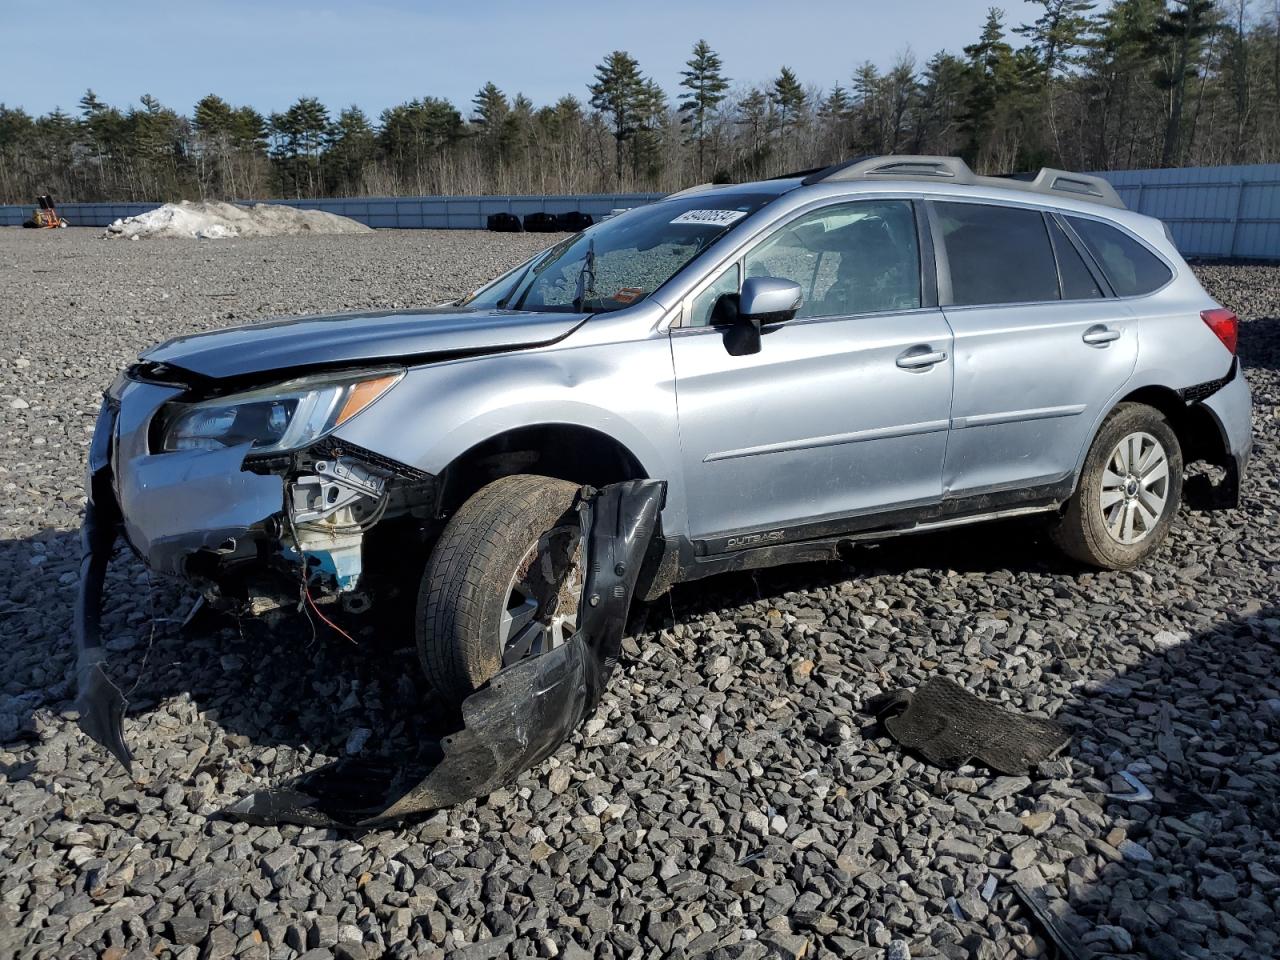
<box><xmin>867</xmin><ymin>677</ymin><xmax>1070</xmax><ymax>776</ymax></box>
<box><xmin>1011</xmin><ymin>879</ymin><xmax>1092</xmax><ymax>960</ymax></box>
<box><xmin>223</xmin><ymin>478</ymin><xmax>666</xmax><ymax>828</ymax></box>
<box><xmin>73</xmin><ymin>401</ymin><xmax>133</xmax><ymax>773</ymax></box>
<box><xmin>486</xmin><ymin>212</ymin><xmax>523</xmax><ymax>233</ymax></box>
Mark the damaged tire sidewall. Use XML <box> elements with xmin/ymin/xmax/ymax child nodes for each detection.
<box><xmin>416</xmin><ymin>474</ymin><xmax>582</xmax><ymax>705</ymax></box>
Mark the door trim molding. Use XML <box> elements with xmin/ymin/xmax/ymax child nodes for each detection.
<box><xmin>704</xmin><ymin>418</ymin><xmax>950</xmax><ymax>462</ymax></box>
<box><xmin>950</xmin><ymin>403</ymin><xmax>1086</xmax><ymax>430</ymax></box>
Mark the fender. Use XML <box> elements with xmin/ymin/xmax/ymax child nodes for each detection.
<box><xmin>331</xmin><ymin>332</ymin><xmax>689</xmax><ymax>533</ymax></box>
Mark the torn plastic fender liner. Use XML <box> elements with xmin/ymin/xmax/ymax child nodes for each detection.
<box><xmin>74</xmin><ymin>400</ymin><xmax>133</xmax><ymax>773</ymax></box>
<box><xmin>225</xmin><ymin>478</ymin><xmax>666</xmax><ymax>828</ymax></box>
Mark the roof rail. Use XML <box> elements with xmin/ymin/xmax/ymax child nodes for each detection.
<box><xmin>801</xmin><ymin>155</ymin><xmax>1126</xmax><ymax>210</ymax></box>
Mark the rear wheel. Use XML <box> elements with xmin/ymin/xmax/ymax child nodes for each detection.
<box><xmin>416</xmin><ymin>475</ymin><xmax>582</xmax><ymax>705</ymax></box>
<box><xmin>1051</xmin><ymin>403</ymin><xmax>1183</xmax><ymax>569</ymax></box>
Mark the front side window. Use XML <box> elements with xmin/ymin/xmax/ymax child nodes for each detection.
<box><xmin>474</xmin><ymin>192</ymin><xmax>774</xmax><ymax>313</ymax></box>
<box><xmin>1067</xmin><ymin>217</ymin><xmax>1173</xmax><ymax>297</ymax></box>
<box><xmin>742</xmin><ymin>200</ymin><xmax>921</xmax><ymax>320</ymax></box>
<box><xmin>935</xmin><ymin>201</ymin><xmax>1060</xmax><ymax>306</ymax></box>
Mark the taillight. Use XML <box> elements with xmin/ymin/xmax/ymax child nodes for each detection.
<box><xmin>1201</xmin><ymin>308</ymin><xmax>1238</xmax><ymax>355</ymax></box>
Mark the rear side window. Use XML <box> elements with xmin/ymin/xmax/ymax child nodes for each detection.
<box><xmin>1048</xmin><ymin>217</ymin><xmax>1103</xmax><ymax>300</ymax></box>
<box><xmin>934</xmin><ymin>202</ymin><xmax>1059</xmax><ymax>306</ymax></box>
<box><xmin>1067</xmin><ymin>217</ymin><xmax>1173</xmax><ymax>296</ymax></box>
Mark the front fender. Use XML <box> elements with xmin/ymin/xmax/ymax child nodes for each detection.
<box><xmin>331</xmin><ymin>337</ymin><xmax>687</xmax><ymax>529</ymax></box>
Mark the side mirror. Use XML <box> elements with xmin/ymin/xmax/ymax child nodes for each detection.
<box><xmin>715</xmin><ymin>277</ymin><xmax>803</xmax><ymax>356</ymax></box>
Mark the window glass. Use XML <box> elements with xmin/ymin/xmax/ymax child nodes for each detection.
<box><xmin>688</xmin><ymin>263</ymin><xmax>740</xmax><ymax>328</ymax></box>
<box><xmin>492</xmin><ymin>192</ymin><xmax>774</xmax><ymax>313</ymax></box>
<box><xmin>935</xmin><ymin>202</ymin><xmax>1060</xmax><ymax>306</ymax></box>
<box><xmin>742</xmin><ymin>200</ymin><xmax>920</xmax><ymax>319</ymax></box>
<box><xmin>1048</xmin><ymin>217</ymin><xmax>1103</xmax><ymax>300</ymax></box>
<box><xmin>1067</xmin><ymin>217</ymin><xmax>1173</xmax><ymax>297</ymax></box>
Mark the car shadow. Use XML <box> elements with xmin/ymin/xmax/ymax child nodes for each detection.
<box><xmin>1047</xmin><ymin>601</ymin><xmax>1280</xmax><ymax>958</ymax></box>
<box><xmin>1237</xmin><ymin>315</ymin><xmax>1280</xmax><ymax>372</ymax></box>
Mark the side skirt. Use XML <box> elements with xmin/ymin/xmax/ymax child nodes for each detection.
<box><xmin>674</xmin><ymin>481</ymin><xmax>1071</xmax><ymax>584</ymax></box>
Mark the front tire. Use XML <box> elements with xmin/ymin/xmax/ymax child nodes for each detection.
<box><xmin>416</xmin><ymin>475</ymin><xmax>583</xmax><ymax>705</ymax></box>
<box><xmin>1051</xmin><ymin>402</ymin><xmax>1183</xmax><ymax>570</ymax></box>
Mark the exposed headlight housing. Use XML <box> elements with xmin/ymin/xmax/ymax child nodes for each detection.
<box><xmin>157</xmin><ymin>369</ymin><xmax>402</xmax><ymax>454</ymax></box>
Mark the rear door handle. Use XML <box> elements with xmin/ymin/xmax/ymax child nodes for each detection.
<box><xmin>1082</xmin><ymin>325</ymin><xmax>1121</xmax><ymax>346</ymax></box>
<box><xmin>896</xmin><ymin>346</ymin><xmax>948</xmax><ymax>369</ymax></box>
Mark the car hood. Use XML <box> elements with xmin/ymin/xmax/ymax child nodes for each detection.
<box><xmin>139</xmin><ymin>306</ymin><xmax>589</xmax><ymax>380</ymax></box>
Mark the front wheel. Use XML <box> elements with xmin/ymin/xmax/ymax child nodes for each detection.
<box><xmin>416</xmin><ymin>475</ymin><xmax>583</xmax><ymax>705</ymax></box>
<box><xmin>1051</xmin><ymin>402</ymin><xmax>1183</xmax><ymax>570</ymax></box>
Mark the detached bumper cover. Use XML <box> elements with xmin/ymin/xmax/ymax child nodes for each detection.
<box><xmin>73</xmin><ymin>381</ymin><xmax>284</xmax><ymax>770</ymax></box>
<box><xmin>74</xmin><ymin>397</ymin><xmax>132</xmax><ymax>771</ymax></box>
<box><xmin>225</xmin><ymin>479</ymin><xmax>666</xmax><ymax>828</ymax></box>
<box><xmin>1198</xmin><ymin>361</ymin><xmax>1253</xmax><ymax>508</ymax></box>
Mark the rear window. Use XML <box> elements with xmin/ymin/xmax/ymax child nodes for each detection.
<box><xmin>1067</xmin><ymin>217</ymin><xmax>1173</xmax><ymax>296</ymax></box>
<box><xmin>935</xmin><ymin>202</ymin><xmax>1060</xmax><ymax>306</ymax></box>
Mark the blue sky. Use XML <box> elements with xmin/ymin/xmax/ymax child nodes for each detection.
<box><xmin>3</xmin><ymin>0</ymin><xmax>1043</xmax><ymax>118</ymax></box>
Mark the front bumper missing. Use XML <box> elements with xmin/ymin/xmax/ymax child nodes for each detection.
<box><xmin>74</xmin><ymin>471</ymin><xmax>666</xmax><ymax>825</ymax></box>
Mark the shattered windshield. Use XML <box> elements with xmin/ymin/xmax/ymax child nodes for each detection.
<box><xmin>461</xmin><ymin>192</ymin><xmax>775</xmax><ymax>313</ymax></box>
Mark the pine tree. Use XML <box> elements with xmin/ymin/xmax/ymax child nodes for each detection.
<box><xmin>736</xmin><ymin>88</ymin><xmax>770</xmax><ymax>174</ymax></box>
<box><xmin>961</xmin><ymin>8</ymin><xmax>1017</xmax><ymax>167</ymax></box>
<box><xmin>1153</xmin><ymin>0</ymin><xmax>1222</xmax><ymax>165</ymax></box>
<box><xmin>327</xmin><ymin>106</ymin><xmax>375</xmax><ymax>194</ymax></box>
<box><xmin>589</xmin><ymin>50</ymin><xmax>646</xmax><ymax>186</ymax></box>
<box><xmin>471</xmin><ymin>82</ymin><xmax>510</xmax><ymax>130</ymax></box>
<box><xmin>194</xmin><ymin>95</ymin><xmax>235</xmax><ymax>137</ymax></box>
<box><xmin>1015</xmin><ymin>0</ymin><xmax>1098</xmax><ymax>75</ymax></box>
<box><xmin>770</xmin><ymin>66</ymin><xmax>807</xmax><ymax>128</ymax></box>
<box><xmin>678</xmin><ymin>40</ymin><xmax>729</xmax><ymax>180</ymax></box>
<box><xmin>819</xmin><ymin>85</ymin><xmax>851</xmax><ymax>120</ymax></box>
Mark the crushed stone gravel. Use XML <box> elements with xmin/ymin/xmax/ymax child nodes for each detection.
<box><xmin>0</xmin><ymin>228</ymin><xmax>1277</xmax><ymax>960</ymax></box>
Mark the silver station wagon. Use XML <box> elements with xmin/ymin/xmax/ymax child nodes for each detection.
<box><xmin>76</xmin><ymin>156</ymin><xmax>1251</xmax><ymax>776</ymax></box>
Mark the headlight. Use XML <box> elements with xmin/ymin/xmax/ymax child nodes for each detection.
<box><xmin>158</xmin><ymin>369</ymin><xmax>402</xmax><ymax>454</ymax></box>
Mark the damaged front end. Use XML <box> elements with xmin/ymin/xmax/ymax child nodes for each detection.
<box><xmin>74</xmin><ymin>370</ymin><xmax>665</xmax><ymax>821</ymax></box>
<box><xmin>226</xmin><ymin>479</ymin><xmax>664</xmax><ymax>827</ymax></box>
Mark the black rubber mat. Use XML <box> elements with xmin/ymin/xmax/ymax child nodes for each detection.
<box><xmin>870</xmin><ymin>677</ymin><xmax>1070</xmax><ymax>776</ymax></box>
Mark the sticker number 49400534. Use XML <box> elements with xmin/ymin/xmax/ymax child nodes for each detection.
<box><xmin>670</xmin><ymin>209</ymin><xmax>748</xmax><ymax>227</ymax></box>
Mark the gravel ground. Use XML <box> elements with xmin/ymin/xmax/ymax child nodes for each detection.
<box><xmin>1</xmin><ymin>229</ymin><xmax>1277</xmax><ymax>960</ymax></box>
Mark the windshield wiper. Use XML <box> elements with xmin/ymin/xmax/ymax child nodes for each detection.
<box><xmin>572</xmin><ymin>238</ymin><xmax>597</xmax><ymax>312</ymax></box>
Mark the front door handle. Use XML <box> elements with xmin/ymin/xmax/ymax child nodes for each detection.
<box><xmin>1083</xmin><ymin>325</ymin><xmax>1121</xmax><ymax>346</ymax></box>
<box><xmin>896</xmin><ymin>346</ymin><xmax>948</xmax><ymax>369</ymax></box>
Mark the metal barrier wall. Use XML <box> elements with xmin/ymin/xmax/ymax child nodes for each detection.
<box><xmin>0</xmin><ymin>201</ymin><xmax>163</xmax><ymax>228</ymax></box>
<box><xmin>264</xmin><ymin>193</ymin><xmax>663</xmax><ymax>229</ymax></box>
<box><xmin>2</xmin><ymin>167</ymin><xmax>1278</xmax><ymax>258</ymax></box>
<box><xmin>1096</xmin><ymin>164</ymin><xmax>1280</xmax><ymax>260</ymax></box>
<box><xmin>0</xmin><ymin>194</ymin><xmax>662</xmax><ymax>229</ymax></box>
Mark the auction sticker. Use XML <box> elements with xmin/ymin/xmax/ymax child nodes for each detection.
<box><xmin>670</xmin><ymin>209</ymin><xmax>748</xmax><ymax>227</ymax></box>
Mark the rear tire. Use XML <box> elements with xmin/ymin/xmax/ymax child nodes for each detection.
<box><xmin>416</xmin><ymin>475</ymin><xmax>582</xmax><ymax>705</ymax></box>
<box><xmin>1051</xmin><ymin>402</ymin><xmax>1183</xmax><ymax>570</ymax></box>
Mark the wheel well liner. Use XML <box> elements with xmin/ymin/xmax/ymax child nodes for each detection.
<box><xmin>1119</xmin><ymin>385</ymin><xmax>1230</xmax><ymax>467</ymax></box>
<box><xmin>437</xmin><ymin>424</ymin><xmax>648</xmax><ymax>515</ymax></box>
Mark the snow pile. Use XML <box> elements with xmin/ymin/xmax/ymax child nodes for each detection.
<box><xmin>103</xmin><ymin>201</ymin><xmax>372</xmax><ymax>240</ymax></box>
